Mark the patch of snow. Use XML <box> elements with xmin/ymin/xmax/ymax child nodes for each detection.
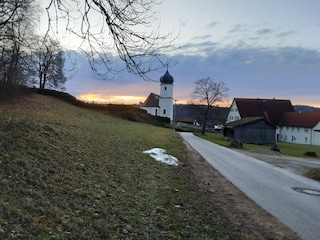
<box><xmin>143</xmin><ymin>148</ymin><xmax>179</xmax><ymax>166</ymax></box>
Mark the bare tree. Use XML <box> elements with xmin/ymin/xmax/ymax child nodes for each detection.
<box><xmin>0</xmin><ymin>0</ymin><xmax>37</xmax><ymax>86</ymax></box>
<box><xmin>191</xmin><ymin>78</ymin><xmax>229</xmax><ymax>135</ymax></box>
<box><xmin>31</xmin><ymin>36</ymin><xmax>67</xmax><ymax>90</ymax></box>
<box><xmin>0</xmin><ymin>0</ymin><xmax>20</xmax><ymax>29</ymax></box>
<box><xmin>45</xmin><ymin>0</ymin><xmax>175</xmax><ymax>80</ymax></box>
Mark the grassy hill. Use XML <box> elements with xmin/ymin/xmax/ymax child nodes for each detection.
<box><xmin>0</xmin><ymin>93</ymin><xmax>225</xmax><ymax>239</ymax></box>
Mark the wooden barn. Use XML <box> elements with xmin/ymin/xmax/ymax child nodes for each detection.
<box><xmin>224</xmin><ymin>117</ymin><xmax>276</xmax><ymax>144</ymax></box>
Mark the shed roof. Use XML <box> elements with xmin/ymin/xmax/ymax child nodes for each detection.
<box><xmin>279</xmin><ymin>112</ymin><xmax>320</xmax><ymax>128</ymax></box>
<box><xmin>224</xmin><ymin>117</ymin><xmax>276</xmax><ymax>128</ymax></box>
<box><xmin>141</xmin><ymin>93</ymin><xmax>159</xmax><ymax>107</ymax></box>
<box><xmin>224</xmin><ymin>117</ymin><xmax>277</xmax><ymax>128</ymax></box>
<box><xmin>234</xmin><ymin>98</ymin><xmax>294</xmax><ymax>125</ymax></box>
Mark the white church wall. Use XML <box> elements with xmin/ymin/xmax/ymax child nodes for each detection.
<box><xmin>159</xmin><ymin>83</ymin><xmax>173</xmax><ymax>121</ymax></box>
<box><xmin>141</xmin><ymin>106</ymin><xmax>159</xmax><ymax>116</ymax></box>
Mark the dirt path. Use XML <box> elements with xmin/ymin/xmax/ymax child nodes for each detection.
<box><xmin>235</xmin><ymin>148</ymin><xmax>320</xmax><ymax>176</ymax></box>
<box><xmin>182</xmin><ymin>142</ymin><xmax>300</xmax><ymax>240</ymax></box>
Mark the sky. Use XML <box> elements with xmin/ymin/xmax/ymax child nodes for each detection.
<box><xmin>43</xmin><ymin>0</ymin><xmax>320</xmax><ymax>107</ymax></box>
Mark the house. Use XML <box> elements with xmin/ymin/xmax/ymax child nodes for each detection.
<box><xmin>225</xmin><ymin>98</ymin><xmax>294</xmax><ymax>144</ymax></box>
<box><xmin>140</xmin><ymin>70</ymin><xmax>174</xmax><ymax>121</ymax></box>
<box><xmin>226</xmin><ymin>98</ymin><xmax>295</xmax><ymax>125</ymax></box>
<box><xmin>278</xmin><ymin>112</ymin><xmax>320</xmax><ymax>146</ymax></box>
<box><xmin>224</xmin><ymin>117</ymin><xmax>276</xmax><ymax>144</ymax></box>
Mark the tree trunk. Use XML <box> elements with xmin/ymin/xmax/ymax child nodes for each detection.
<box><xmin>201</xmin><ymin>105</ymin><xmax>211</xmax><ymax>135</ymax></box>
<box><xmin>201</xmin><ymin>119</ymin><xmax>207</xmax><ymax>135</ymax></box>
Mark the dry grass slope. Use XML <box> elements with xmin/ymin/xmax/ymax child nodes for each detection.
<box><xmin>0</xmin><ymin>94</ymin><xmax>226</xmax><ymax>239</ymax></box>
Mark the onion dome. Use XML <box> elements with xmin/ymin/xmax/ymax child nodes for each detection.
<box><xmin>160</xmin><ymin>70</ymin><xmax>174</xmax><ymax>84</ymax></box>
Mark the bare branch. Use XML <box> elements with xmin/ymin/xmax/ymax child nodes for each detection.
<box><xmin>45</xmin><ymin>0</ymin><xmax>177</xmax><ymax>80</ymax></box>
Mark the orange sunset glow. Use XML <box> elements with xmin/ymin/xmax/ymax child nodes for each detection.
<box><xmin>77</xmin><ymin>93</ymin><xmax>146</xmax><ymax>105</ymax></box>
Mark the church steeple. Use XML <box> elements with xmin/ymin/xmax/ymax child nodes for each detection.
<box><xmin>159</xmin><ymin>70</ymin><xmax>174</xmax><ymax>121</ymax></box>
<box><xmin>160</xmin><ymin>70</ymin><xmax>174</xmax><ymax>84</ymax></box>
<box><xmin>140</xmin><ymin>70</ymin><xmax>174</xmax><ymax>122</ymax></box>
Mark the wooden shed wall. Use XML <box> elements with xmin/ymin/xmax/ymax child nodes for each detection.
<box><xmin>233</xmin><ymin>120</ymin><xmax>276</xmax><ymax>144</ymax></box>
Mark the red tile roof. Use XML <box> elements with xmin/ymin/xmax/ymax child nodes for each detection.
<box><xmin>141</xmin><ymin>93</ymin><xmax>159</xmax><ymax>107</ymax></box>
<box><xmin>234</xmin><ymin>98</ymin><xmax>294</xmax><ymax>125</ymax></box>
<box><xmin>279</xmin><ymin>112</ymin><xmax>320</xmax><ymax>128</ymax></box>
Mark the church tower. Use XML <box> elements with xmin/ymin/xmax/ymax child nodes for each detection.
<box><xmin>159</xmin><ymin>70</ymin><xmax>174</xmax><ymax>121</ymax></box>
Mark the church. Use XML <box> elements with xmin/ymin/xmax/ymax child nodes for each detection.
<box><xmin>140</xmin><ymin>70</ymin><xmax>174</xmax><ymax>122</ymax></box>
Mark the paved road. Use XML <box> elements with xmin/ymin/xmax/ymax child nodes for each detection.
<box><xmin>179</xmin><ymin>132</ymin><xmax>320</xmax><ymax>240</ymax></box>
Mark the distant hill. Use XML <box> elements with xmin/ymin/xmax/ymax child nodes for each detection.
<box><xmin>294</xmin><ymin>105</ymin><xmax>320</xmax><ymax>113</ymax></box>
<box><xmin>175</xmin><ymin>104</ymin><xmax>229</xmax><ymax>126</ymax></box>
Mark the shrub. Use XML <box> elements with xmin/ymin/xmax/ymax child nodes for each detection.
<box><xmin>229</xmin><ymin>139</ymin><xmax>243</xmax><ymax>148</ymax></box>
<box><xmin>271</xmin><ymin>144</ymin><xmax>280</xmax><ymax>152</ymax></box>
<box><xmin>304</xmin><ymin>151</ymin><xmax>318</xmax><ymax>157</ymax></box>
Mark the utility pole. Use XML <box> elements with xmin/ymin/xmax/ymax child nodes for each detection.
<box><xmin>173</xmin><ymin>99</ymin><xmax>178</xmax><ymax>130</ymax></box>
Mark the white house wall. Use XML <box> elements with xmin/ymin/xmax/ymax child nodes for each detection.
<box><xmin>312</xmin><ymin>122</ymin><xmax>320</xmax><ymax>146</ymax></box>
<box><xmin>226</xmin><ymin>100</ymin><xmax>241</xmax><ymax>123</ymax></box>
<box><xmin>279</xmin><ymin>126</ymin><xmax>313</xmax><ymax>145</ymax></box>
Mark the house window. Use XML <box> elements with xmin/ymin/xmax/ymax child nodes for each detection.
<box><xmin>155</xmin><ymin>109</ymin><xmax>158</xmax><ymax>116</ymax></box>
<box><xmin>305</xmin><ymin>129</ymin><xmax>309</xmax><ymax>133</ymax></box>
<box><xmin>235</xmin><ymin>116</ymin><xmax>239</xmax><ymax>120</ymax></box>
<box><xmin>163</xmin><ymin>109</ymin><xmax>166</xmax><ymax>115</ymax></box>
<box><xmin>230</xmin><ymin>116</ymin><xmax>234</xmax><ymax>121</ymax></box>
<box><xmin>292</xmin><ymin>136</ymin><xmax>296</xmax><ymax>142</ymax></box>
<box><xmin>297</xmin><ymin>127</ymin><xmax>300</xmax><ymax>132</ymax></box>
<box><xmin>305</xmin><ymin>137</ymin><xmax>308</xmax><ymax>143</ymax></box>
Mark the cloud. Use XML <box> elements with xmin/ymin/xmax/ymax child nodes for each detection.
<box><xmin>65</xmin><ymin>42</ymin><xmax>320</xmax><ymax>107</ymax></box>
<box><xmin>228</xmin><ymin>24</ymin><xmax>248</xmax><ymax>34</ymax></box>
<box><xmin>207</xmin><ymin>22</ymin><xmax>218</xmax><ymax>28</ymax></box>
<box><xmin>277</xmin><ymin>31</ymin><xmax>297</xmax><ymax>38</ymax></box>
<box><xmin>179</xmin><ymin>41</ymin><xmax>218</xmax><ymax>56</ymax></box>
<box><xmin>171</xmin><ymin>43</ymin><xmax>320</xmax><ymax>103</ymax></box>
<box><xmin>256</xmin><ymin>28</ymin><xmax>274</xmax><ymax>35</ymax></box>
<box><xmin>192</xmin><ymin>34</ymin><xmax>213</xmax><ymax>40</ymax></box>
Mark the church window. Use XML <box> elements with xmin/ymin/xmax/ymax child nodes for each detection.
<box><xmin>163</xmin><ymin>109</ymin><xmax>166</xmax><ymax>114</ymax></box>
<box><xmin>164</xmin><ymin>87</ymin><xmax>167</xmax><ymax>90</ymax></box>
